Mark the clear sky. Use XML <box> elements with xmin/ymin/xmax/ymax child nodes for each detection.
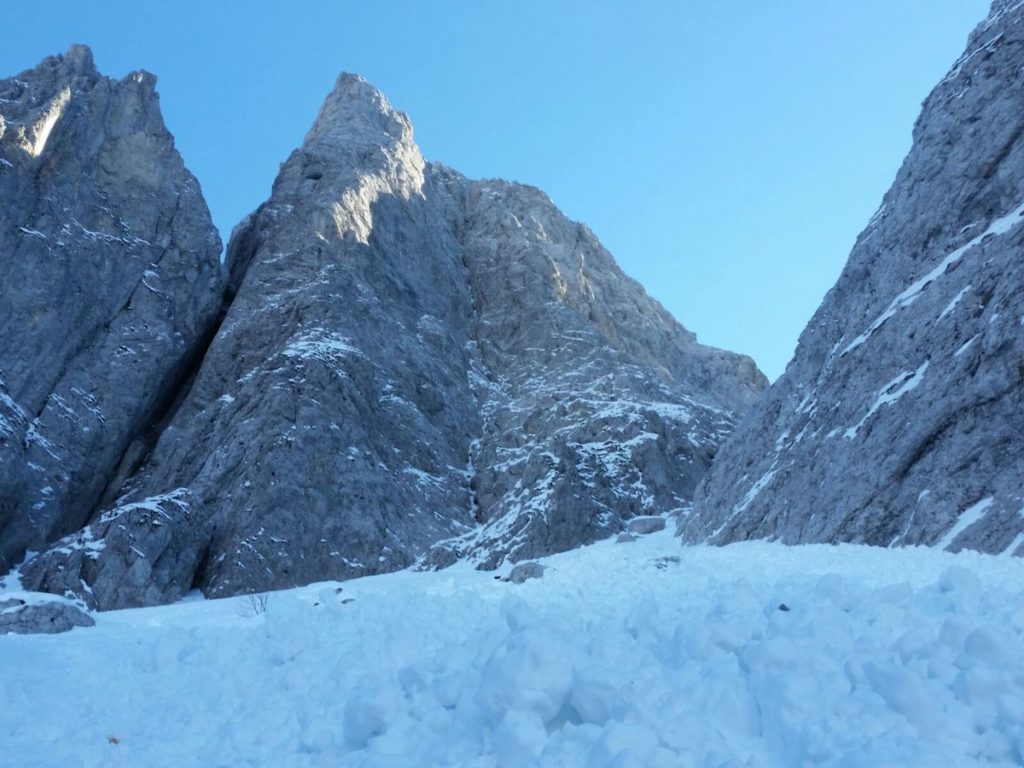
<box><xmin>4</xmin><ymin>1</ymin><xmax>990</xmax><ymax>380</ymax></box>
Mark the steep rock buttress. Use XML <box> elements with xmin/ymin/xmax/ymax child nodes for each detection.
<box><xmin>0</xmin><ymin>46</ymin><xmax>223</xmax><ymax>578</ymax></box>
<box><xmin>682</xmin><ymin>0</ymin><xmax>1024</xmax><ymax>557</ymax></box>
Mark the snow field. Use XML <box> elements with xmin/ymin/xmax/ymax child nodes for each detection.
<box><xmin>1</xmin><ymin>529</ymin><xmax>1023</xmax><ymax>767</ymax></box>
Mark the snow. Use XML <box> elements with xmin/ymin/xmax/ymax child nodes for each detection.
<box><xmin>939</xmin><ymin>284</ymin><xmax>972</xmax><ymax>319</ymax></box>
<box><xmin>842</xmin><ymin>200</ymin><xmax>1024</xmax><ymax>356</ymax></box>
<box><xmin>2</xmin><ymin>530</ymin><xmax>1024</xmax><ymax>767</ymax></box>
<box><xmin>937</xmin><ymin>496</ymin><xmax>995</xmax><ymax>550</ymax></box>
<box><xmin>729</xmin><ymin>465</ymin><xmax>778</xmax><ymax>518</ymax></box>
<box><xmin>96</xmin><ymin>489</ymin><xmax>190</xmax><ymax>526</ymax></box>
<box><xmin>282</xmin><ymin>331</ymin><xmax>362</xmax><ymax>365</ymax></box>
<box><xmin>939</xmin><ymin>31</ymin><xmax>1006</xmax><ymax>86</ymax></box>
<box><xmin>844</xmin><ymin>361</ymin><xmax>929</xmax><ymax>439</ymax></box>
<box><xmin>956</xmin><ymin>335</ymin><xmax>979</xmax><ymax>357</ymax></box>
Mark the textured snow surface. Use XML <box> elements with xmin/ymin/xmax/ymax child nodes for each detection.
<box><xmin>2</xmin><ymin>530</ymin><xmax>1024</xmax><ymax>767</ymax></box>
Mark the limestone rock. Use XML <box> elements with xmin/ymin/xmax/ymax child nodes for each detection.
<box><xmin>24</xmin><ymin>73</ymin><xmax>763</xmax><ymax>607</ymax></box>
<box><xmin>682</xmin><ymin>0</ymin><xmax>1024</xmax><ymax>557</ymax></box>
<box><xmin>504</xmin><ymin>562</ymin><xmax>546</xmax><ymax>584</ymax></box>
<box><xmin>0</xmin><ymin>596</ymin><xmax>94</xmax><ymax>634</ymax></box>
<box><xmin>627</xmin><ymin>516</ymin><xmax>667</xmax><ymax>535</ymax></box>
<box><xmin>20</xmin><ymin>489</ymin><xmax>205</xmax><ymax>609</ymax></box>
<box><xmin>0</xmin><ymin>46</ymin><xmax>224</xmax><ymax>574</ymax></box>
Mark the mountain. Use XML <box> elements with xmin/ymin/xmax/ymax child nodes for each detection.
<box><xmin>0</xmin><ymin>46</ymin><xmax>224</xmax><ymax>578</ymax></box>
<box><xmin>9</xmin><ymin>66</ymin><xmax>764</xmax><ymax>608</ymax></box>
<box><xmin>681</xmin><ymin>0</ymin><xmax>1024</xmax><ymax>556</ymax></box>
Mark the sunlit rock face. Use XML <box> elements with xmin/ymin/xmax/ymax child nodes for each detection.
<box><xmin>682</xmin><ymin>0</ymin><xmax>1024</xmax><ymax>556</ymax></box>
<box><xmin>20</xmin><ymin>72</ymin><xmax>765</xmax><ymax>607</ymax></box>
<box><xmin>0</xmin><ymin>46</ymin><xmax>224</xmax><ymax>576</ymax></box>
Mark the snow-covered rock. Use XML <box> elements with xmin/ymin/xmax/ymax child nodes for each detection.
<box><xmin>682</xmin><ymin>0</ymin><xmax>1024</xmax><ymax>556</ymax></box>
<box><xmin>0</xmin><ymin>594</ymin><xmax>94</xmax><ymax>634</ymax></box>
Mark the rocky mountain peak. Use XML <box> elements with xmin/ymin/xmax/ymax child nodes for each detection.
<box><xmin>36</xmin><ymin>43</ymin><xmax>98</xmax><ymax>83</ymax></box>
<box><xmin>304</xmin><ymin>72</ymin><xmax>412</xmax><ymax>149</ymax></box>
<box><xmin>4</xmin><ymin>58</ymin><xmax>766</xmax><ymax>608</ymax></box>
<box><xmin>0</xmin><ymin>44</ymin><xmax>224</xmax><ymax>577</ymax></box>
<box><xmin>266</xmin><ymin>72</ymin><xmax>426</xmax><ymax>236</ymax></box>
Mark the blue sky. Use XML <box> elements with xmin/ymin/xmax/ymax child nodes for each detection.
<box><xmin>5</xmin><ymin>1</ymin><xmax>989</xmax><ymax>380</ymax></box>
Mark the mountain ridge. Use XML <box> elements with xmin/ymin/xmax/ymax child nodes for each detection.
<box><xmin>3</xmin><ymin>54</ymin><xmax>765</xmax><ymax>608</ymax></box>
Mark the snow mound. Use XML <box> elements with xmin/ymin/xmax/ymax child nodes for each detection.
<box><xmin>2</xmin><ymin>530</ymin><xmax>1023</xmax><ymax>766</ymax></box>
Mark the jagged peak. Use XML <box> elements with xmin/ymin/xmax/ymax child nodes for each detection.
<box><xmin>61</xmin><ymin>44</ymin><xmax>96</xmax><ymax>74</ymax></box>
<box><xmin>302</xmin><ymin>72</ymin><xmax>414</xmax><ymax>153</ymax></box>
<box><xmin>28</xmin><ymin>44</ymin><xmax>100</xmax><ymax>87</ymax></box>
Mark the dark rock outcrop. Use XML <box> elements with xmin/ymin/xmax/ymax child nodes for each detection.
<box><xmin>20</xmin><ymin>73</ymin><xmax>765</xmax><ymax>607</ymax></box>
<box><xmin>682</xmin><ymin>0</ymin><xmax>1024</xmax><ymax>556</ymax></box>
<box><xmin>0</xmin><ymin>46</ymin><xmax>224</xmax><ymax>576</ymax></box>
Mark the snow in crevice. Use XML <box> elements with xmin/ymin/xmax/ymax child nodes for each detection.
<box><xmin>938</xmin><ymin>284</ymin><xmax>971</xmax><ymax>319</ymax></box>
<box><xmin>843</xmin><ymin>361</ymin><xmax>930</xmax><ymax>439</ymax></box>
<box><xmin>710</xmin><ymin>462</ymin><xmax>780</xmax><ymax>541</ymax></box>
<box><xmin>865</xmin><ymin>201</ymin><xmax>887</xmax><ymax>229</ymax></box>
<box><xmin>1002</xmin><ymin>509</ymin><xmax>1024</xmax><ymax>555</ymax></box>
<box><xmin>937</xmin><ymin>496</ymin><xmax>995</xmax><ymax>550</ymax></box>
<box><xmin>282</xmin><ymin>330</ymin><xmax>362</xmax><ymax>366</ymax></box>
<box><xmin>938</xmin><ymin>31</ymin><xmax>1005</xmax><ymax>87</ymax></box>
<box><xmin>841</xmin><ymin>200</ymin><xmax>1024</xmax><ymax>356</ymax></box>
<box><xmin>983</xmin><ymin>0</ymin><xmax>1024</xmax><ymax>31</ymax></box>
<box><xmin>97</xmin><ymin>488</ymin><xmax>192</xmax><ymax>526</ymax></box>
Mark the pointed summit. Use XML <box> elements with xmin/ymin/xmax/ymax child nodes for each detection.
<box><xmin>0</xmin><ymin>46</ymin><xmax>223</xmax><ymax>578</ymax></box>
<box><xmin>18</xmin><ymin>66</ymin><xmax>765</xmax><ymax>608</ymax></box>
<box><xmin>60</xmin><ymin>44</ymin><xmax>96</xmax><ymax>76</ymax></box>
<box><xmin>303</xmin><ymin>72</ymin><xmax>414</xmax><ymax>152</ymax></box>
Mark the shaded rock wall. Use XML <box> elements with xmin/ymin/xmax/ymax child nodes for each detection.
<box><xmin>0</xmin><ymin>46</ymin><xmax>224</xmax><ymax>575</ymax></box>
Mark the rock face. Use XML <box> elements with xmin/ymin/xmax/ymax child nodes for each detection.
<box><xmin>0</xmin><ymin>47</ymin><xmax>224</xmax><ymax>577</ymax></box>
<box><xmin>19</xmin><ymin>73</ymin><xmax>764</xmax><ymax>608</ymax></box>
<box><xmin>682</xmin><ymin>1</ymin><xmax>1024</xmax><ymax>556</ymax></box>
<box><xmin>0</xmin><ymin>596</ymin><xmax>94</xmax><ymax>635</ymax></box>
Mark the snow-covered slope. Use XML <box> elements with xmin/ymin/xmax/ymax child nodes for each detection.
<box><xmin>3</xmin><ymin>531</ymin><xmax>1023</xmax><ymax>767</ymax></box>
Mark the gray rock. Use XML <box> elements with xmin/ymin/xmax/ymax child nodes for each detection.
<box><xmin>0</xmin><ymin>46</ymin><xmax>224</xmax><ymax>575</ymax></box>
<box><xmin>72</xmin><ymin>75</ymin><xmax>488</xmax><ymax>601</ymax></box>
<box><xmin>682</xmin><ymin>0</ymin><xmax>1024</xmax><ymax>557</ymax></box>
<box><xmin>424</xmin><ymin>168</ymin><xmax>764</xmax><ymax>570</ymax></box>
<box><xmin>20</xmin><ymin>489</ymin><xmax>205</xmax><ymax>609</ymax></box>
<box><xmin>627</xmin><ymin>516</ymin><xmax>667</xmax><ymax>535</ymax></box>
<box><xmin>505</xmin><ymin>562</ymin><xmax>546</xmax><ymax>583</ymax></box>
<box><xmin>616</xmin><ymin>533</ymin><xmax>637</xmax><ymax>544</ymax></box>
<box><xmin>0</xmin><ymin>596</ymin><xmax>94</xmax><ymax>634</ymax></box>
<box><xmin>21</xmin><ymin>73</ymin><xmax>763</xmax><ymax>607</ymax></box>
